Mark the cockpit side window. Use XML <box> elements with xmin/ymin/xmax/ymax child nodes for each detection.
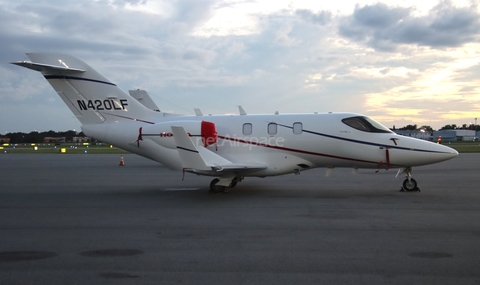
<box><xmin>342</xmin><ymin>116</ymin><xmax>392</xmax><ymax>133</ymax></box>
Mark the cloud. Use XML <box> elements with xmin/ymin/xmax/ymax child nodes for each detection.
<box><xmin>339</xmin><ymin>1</ymin><xmax>480</xmax><ymax>51</ymax></box>
<box><xmin>295</xmin><ymin>9</ymin><xmax>332</xmax><ymax>25</ymax></box>
<box><xmin>2</xmin><ymin>0</ymin><xmax>480</xmax><ymax>132</ymax></box>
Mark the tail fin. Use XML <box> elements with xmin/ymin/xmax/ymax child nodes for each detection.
<box><xmin>129</xmin><ymin>89</ymin><xmax>161</xmax><ymax>112</ymax></box>
<box><xmin>11</xmin><ymin>53</ymin><xmax>155</xmax><ymax>125</ymax></box>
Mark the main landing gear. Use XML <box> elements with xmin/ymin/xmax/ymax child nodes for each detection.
<box><xmin>209</xmin><ymin>177</ymin><xmax>242</xmax><ymax>193</ymax></box>
<box><xmin>397</xmin><ymin>167</ymin><xmax>420</xmax><ymax>192</ymax></box>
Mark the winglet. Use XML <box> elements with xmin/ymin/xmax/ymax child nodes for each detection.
<box><xmin>171</xmin><ymin>126</ymin><xmax>232</xmax><ymax>171</ymax></box>
<box><xmin>171</xmin><ymin>126</ymin><xmax>266</xmax><ymax>175</ymax></box>
<box><xmin>171</xmin><ymin>126</ymin><xmax>209</xmax><ymax>170</ymax></box>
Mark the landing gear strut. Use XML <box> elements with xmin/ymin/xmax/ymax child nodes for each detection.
<box><xmin>398</xmin><ymin>167</ymin><xmax>420</xmax><ymax>192</ymax></box>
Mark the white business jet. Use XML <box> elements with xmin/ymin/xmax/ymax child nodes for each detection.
<box><xmin>12</xmin><ymin>53</ymin><xmax>458</xmax><ymax>193</ymax></box>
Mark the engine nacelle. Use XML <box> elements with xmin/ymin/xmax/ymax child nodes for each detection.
<box><xmin>139</xmin><ymin>120</ymin><xmax>217</xmax><ymax>149</ymax></box>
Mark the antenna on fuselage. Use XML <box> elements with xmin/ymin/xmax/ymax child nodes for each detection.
<box><xmin>238</xmin><ymin>105</ymin><xmax>247</xmax><ymax>115</ymax></box>
<box><xmin>326</xmin><ymin>167</ymin><xmax>335</xmax><ymax>177</ymax></box>
<box><xmin>194</xmin><ymin>108</ymin><xmax>203</xmax><ymax>116</ymax></box>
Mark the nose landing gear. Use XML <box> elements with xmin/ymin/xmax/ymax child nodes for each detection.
<box><xmin>397</xmin><ymin>167</ymin><xmax>420</xmax><ymax>192</ymax></box>
<box><xmin>402</xmin><ymin>177</ymin><xmax>418</xmax><ymax>191</ymax></box>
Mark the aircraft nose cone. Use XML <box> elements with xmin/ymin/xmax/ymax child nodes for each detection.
<box><xmin>431</xmin><ymin>143</ymin><xmax>458</xmax><ymax>161</ymax></box>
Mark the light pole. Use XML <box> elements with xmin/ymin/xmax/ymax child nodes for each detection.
<box><xmin>475</xmin><ymin>118</ymin><xmax>478</xmax><ymax>141</ymax></box>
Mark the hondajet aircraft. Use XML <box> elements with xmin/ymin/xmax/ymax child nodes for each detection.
<box><xmin>12</xmin><ymin>53</ymin><xmax>458</xmax><ymax>193</ymax></box>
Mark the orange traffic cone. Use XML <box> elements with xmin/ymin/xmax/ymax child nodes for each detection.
<box><xmin>119</xmin><ymin>155</ymin><xmax>125</xmax><ymax>166</ymax></box>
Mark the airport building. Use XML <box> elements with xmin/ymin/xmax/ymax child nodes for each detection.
<box><xmin>72</xmin><ymin>136</ymin><xmax>89</xmax><ymax>143</ymax></box>
<box><xmin>43</xmin><ymin>136</ymin><xmax>89</xmax><ymax>143</ymax></box>
<box><xmin>393</xmin><ymin>130</ymin><xmax>433</xmax><ymax>140</ymax></box>
<box><xmin>44</xmin><ymin>137</ymin><xmax>66</xmax><ymax>143</ymax></box>
<box><xmin>0</xmin><ymin>136</ymin><xmax>10</xmax><ymax>144</ymax></box>
<box><xmin>433</xmin><ymin>130</ymin><xmax>477</xmax><ymax>142</ymax></box>
<box><xmin>393</xmin><ymin>129</ymin><xmax>479</xmax><ymax>142</ymax></box>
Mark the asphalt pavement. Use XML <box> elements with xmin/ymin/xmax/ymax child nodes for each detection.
<box><xmin>0</xmin><ymin>153</ymin><xmax>479</xmax><ymax>284</ymax></box>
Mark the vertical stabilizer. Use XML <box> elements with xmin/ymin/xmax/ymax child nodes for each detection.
<box><xmin>11</xmin><ymin>53</ymin><xmax>155</xmax><ymax>125</ymax></box>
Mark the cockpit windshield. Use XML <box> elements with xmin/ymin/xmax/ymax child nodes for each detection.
<box><xmin>341</xmin><ymin>116</ymin><xmax>393</xmax><ymax>133</ymax></box>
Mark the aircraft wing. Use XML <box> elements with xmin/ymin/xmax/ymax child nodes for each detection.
<box><xmin>171</xmin><ymin>126</ymin><xmax>266</xmax><ymax>176</ymax></box>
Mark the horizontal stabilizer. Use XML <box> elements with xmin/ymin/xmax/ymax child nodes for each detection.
<box><xmin>11</xmin><ymin>61</ymin><xmax>85</xmax><ymax>74</ymax></box>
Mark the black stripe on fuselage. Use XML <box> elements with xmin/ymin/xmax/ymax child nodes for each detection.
<box><xmin>44</xmin><ymin>75</ymin><xmax>116</xmax><ymax>86</ymax></box>
<box><xmin>276</xmin><ymin>123</ymin><xmax>443</xmax><ymax>154</ymax></box>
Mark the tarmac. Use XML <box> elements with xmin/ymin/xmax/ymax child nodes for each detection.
<box><xmin>0</xmin><ymin>153</ymin><xmax>479</xmax><ymax>284</ymax></box>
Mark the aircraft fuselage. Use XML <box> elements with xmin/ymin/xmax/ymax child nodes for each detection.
<box><xmin>83</xmin><ymin>112</ymin><xmax>457</xmax><ymax>177</ymax></box>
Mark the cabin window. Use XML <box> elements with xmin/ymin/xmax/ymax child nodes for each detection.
<box><xmin>293</xmin><ymin>122</ymin><xmax>303</xmax><ymax>134</ymax></box>
<box><xmin>268</xmin><ymin>123</ymin><xmax>277</xmax><ymax>135</ymax></box>
<box><xmin>341</xmin><ymin>116</ymin><xmax>392</xmax><ymax>133</ymax></box>
<box><xmin>243</xmin><ymin>123</ymin><xmax>252</xmax><ymax>135</ymax></box>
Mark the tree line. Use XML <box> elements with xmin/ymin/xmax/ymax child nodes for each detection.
<box><xmin>2</xmin><ymin>123</ymin><xmax>479</xmax><ymax>144</ymax></box>
<box><xmin>393</xmin><ymin>124</ymin><xmax>480</xmax><ymax>132</ymax></box>
<box><xmin>1</xmin><ymin>130</ymin><xmax>87</xmax><ymax>144</ymax></box>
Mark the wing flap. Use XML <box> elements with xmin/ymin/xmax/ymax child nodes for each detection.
<box><xmin>213</xmin><ymin>163</ymin><xmax>266</xmax><ymax>171</ymax></box>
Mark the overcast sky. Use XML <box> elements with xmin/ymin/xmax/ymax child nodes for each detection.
<box><xmin>1</xmin><ymin>0</ymin><xmax>479</xmax><ymax>133</ymax></box>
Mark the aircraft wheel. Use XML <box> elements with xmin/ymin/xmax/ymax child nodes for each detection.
<box><xmin>402</xmin><ymin>178</ymin><xmax>418</xmax><ymax>191</ymax></box>
<box><xmin>210</xmin><ymin>178</ymin><xmax>226</xmax><ymax>193</ymax></box>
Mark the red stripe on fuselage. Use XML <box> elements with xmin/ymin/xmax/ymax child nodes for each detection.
<box><xmin>217</xmin><ymin>135</ymin><xmax>389</xmax><ymax>166</ymax></box>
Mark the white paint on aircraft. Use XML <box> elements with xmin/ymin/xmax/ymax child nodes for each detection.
<box><xmin>11</xmin><ymin>53</ymin><xmax>459</xmax><ymax>193</ymax></box>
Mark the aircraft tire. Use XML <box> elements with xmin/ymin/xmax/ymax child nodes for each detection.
<box><xmin>402</xmin><ymin>178</ymin><xmax>418</xmax><ymax>191</ymax></box>
<box><xmin>210</xmin><ymin>178</ymin><xmax>226</xmax><ymax>193</ymax></box>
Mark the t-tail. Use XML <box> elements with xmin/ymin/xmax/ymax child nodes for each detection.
<box><xmin>11</xmin><ymin>53</ymin><xmax>157</xmax><ymax>126</ymax></box>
